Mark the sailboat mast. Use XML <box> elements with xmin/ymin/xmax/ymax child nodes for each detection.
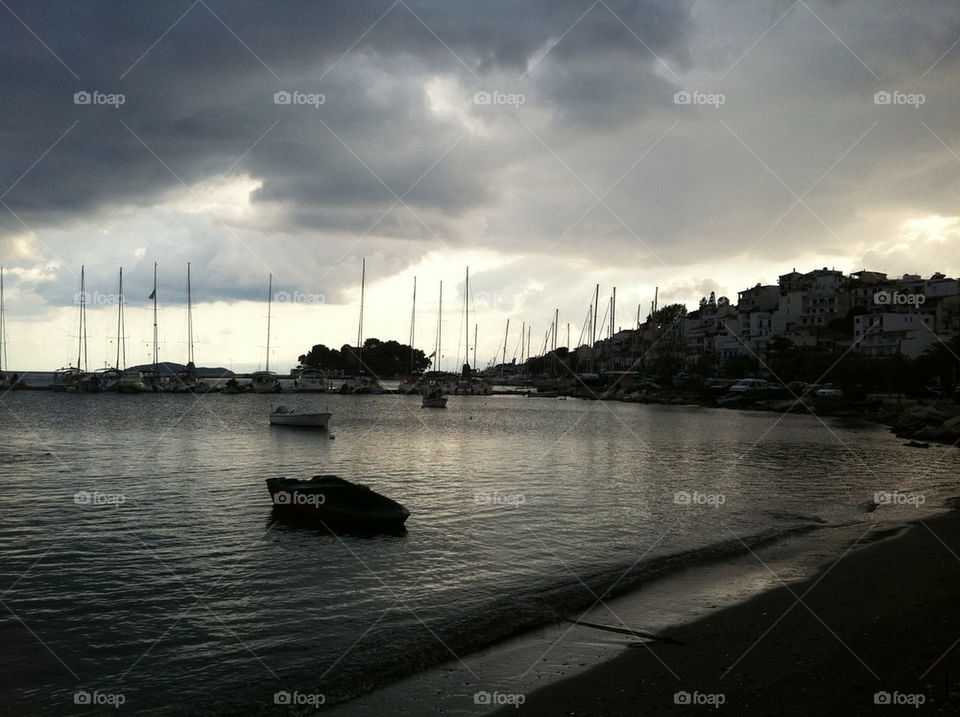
<box><xmin>357</xmin><ymin>258</ymin><xmax>365</xmax><ymax>373</ymax></box>
<box><xmin>611</xmin><ymin>287</ymin><xmax>616</xmax><ymax>339</ymax></box>
<box><xmin>591</xmin><ymin>284</ymin><xmax>599</xmax><ymax>371</ymax></box>
<box><xmin>187</xmin><ymin>263</ymin><xmax>194</xmax><ymax>366</ymax></box>
<box><xmin>436</xmin><ymin>280</ymin><xmax>443</xmax><ymax>372</ymax></box>
<box><xmin>265</xmin><ymin>273</ymin><xmax>272</xmax><ymax>373</ymax></box>
<box><xmin>78</xmin><ymin>266</ymin><xmax>88</xmax><ymax>371</ymax></box>
<box><xmin>473</xmin><ymin>323</ymin><xmax>477</xmax><ymax>370</ymax></box>
<box><xmin>502</xmin><ymin>318</ymin><xmax>509</xmax><ymax>371</ymax></box>
<box><xmin>520</xmin><ymin>321</ymin><xmax>525</xmax><ymax>364</ymax></box>
<box><xmin>152</xmin><ymin>263</ymin><xmax>158</xmax><ymax>373</ymax></box>
<box><xmin>464</xmin><ymin>266</ymin><xmax>469</xmax><ymax>369</ymax></box>
<box><xmin>115</xmin><ymin>268</ymin><xmax>124</xmax><ymax>370</ymax></box>
<box><xmin>0</xmin><ymin>267</ymin><xmax>6</xmax><ymax>373</ymax></box>
<box><xmin>409</xmin><ymin>275</ymin><xmax>416</xmax><ymax>372</ymax></box>
<box><xmin>553</xmin><ymin>309</ymin><xmax>558</xmax><ymax>352</ymax></box>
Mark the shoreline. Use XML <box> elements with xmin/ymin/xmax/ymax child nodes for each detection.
<box><xmin>498</xmin><ymin>507</ymin><xmax>960</xmax><ymax>715</ymax></box>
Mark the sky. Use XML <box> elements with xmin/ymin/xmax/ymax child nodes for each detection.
<box><xmin>1</xmin><ymin>0</ymin><xmax>959</xmax><ymax>373</ymax></box>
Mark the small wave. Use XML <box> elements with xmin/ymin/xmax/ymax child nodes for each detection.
<box><xmin>314</xmin><ymin>523</ymin><xmax>825</xmax><ymax>707</ymax></box>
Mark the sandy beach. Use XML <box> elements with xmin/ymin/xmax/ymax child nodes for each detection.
<box><xmin>501</xmin><ymin>508</ymin><xmax>960</xmax><ymax>716</ymax></box>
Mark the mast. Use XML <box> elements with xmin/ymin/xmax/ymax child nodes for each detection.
<box><xmin>265</xmin><ymin>273</ymin><xmax>272</xmax><ymax>372</ymax></box>
<box><xmin>553</xmin><ymin>309</ymin><xmax>558</xmax><ymax>352</ymax></box>
<box><xmin>591</xmin><ymin>283</ymin><xmax>599</xmax><ymax>371</ymax></box>
<box><xmin>435</xmin><ymin>280</ymin><xmax>443</xmax><ymax>372</ymax></box>
<box><xmin>502</xmin><ymin>318</ymin><xmax>509</xmax><ymax>373</ymax></box>
<box><xmin>409</xmin><ymin>275</ymin><xmax>416</xmax><ymax>373</ymax></box>
<box><xmin>0</xmin><ymin>267</ymin><xmax>6</xmax><ymax>373</ymax></box>
<box><xmin>115</xmin><ymin>268</ymin><xmax>125</xmax><ymax>370</ymax></box>
<box><xmin>520</xmin><ymin>321</ymin><xmax>525</xmax><ymax>364</ymax></box>
<box><xmin>464</xmin><ymin>266</ymin><xmax>469</xmax><ymax>370</ymax></box>
<box><xmin>611</xmin><ymin>287</ymin><xmax>616</xmax><ymax>339</ymax></box>
<box><xmin>473</xmin><ymin>323</ymin><xmax>477</xmax><ymax>370</ymax></box>
<box><xmin>78</xmin><ymin>266</ymin><xmax>88</xmax><ymax>371</ymax></box>
<box><xmin>152</xmin><ymin>263</ymin><xmax>158</xmax><ymax>374</ymax></box>
<box><xmin>357</xmin><ymin>258</ymin><xmax>365</xmax><ymax>373</ymax></box>
<box><xmin>186</xmin><ymin>263</ymin><xmax>194</xmax><ymax>366</ymax></box>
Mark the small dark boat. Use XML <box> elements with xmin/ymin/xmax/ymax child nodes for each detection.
<box><xmin>266</xmin><ymin>475</ymin><xmax>410</xmax><ymax>528</ymax></box>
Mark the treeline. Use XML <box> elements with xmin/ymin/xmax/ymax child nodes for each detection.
<box><xmin>298</xmin><ymin>338</ymin><xmax>430</xmax><ymax>377</ymax></box>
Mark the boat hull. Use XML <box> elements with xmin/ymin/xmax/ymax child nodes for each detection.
<box><xmin>266</xmin><ymin>475</ymin><xmax>409</xmax><ymax>528</ymax></box>
<box><xmin>269</xmin><ymin>411</ymin><xmax>331</xmax><ymax>428</ymax></box>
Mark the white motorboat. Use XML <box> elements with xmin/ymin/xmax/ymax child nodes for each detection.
<box><xmin>269</xmin><ymin>405</ymin><xmax>332</xmax><ymax>428</ymax></box>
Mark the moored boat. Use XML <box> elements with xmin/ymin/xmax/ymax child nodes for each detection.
<box><xmin>269</xmin><ymin>405</ymin><xmax>332</xmax><ymax>428</ymax></box>
<box><xmin>421</xmin><ymin>382</ymin><xmax>447</xmax><ymax>408</ymax></box>
<box><xmin>266</xmin><ymin>475</ymin><xmax>410</xmax><ymax>528</ymax></box>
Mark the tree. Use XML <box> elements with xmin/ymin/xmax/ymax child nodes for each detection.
<box><xmin>298</xmin><ymin>339</ymin><xmax>430</xmax><ymax>377</ymax></box>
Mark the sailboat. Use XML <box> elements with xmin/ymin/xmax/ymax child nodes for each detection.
<box><xmin>251</xmin><ymin>274</ymin><xmax>280</xmax><ymax>393</ymax></box>
<box><xmin>338</xmin><ymin>258</ymin><xmax>382</xmax><ymax>394</ymax></box>
<box><xmin>53</xmin><ymin>266</ymin><xmax>100</xmax><ymax>392</ymax></box>
<box><xmin>0</xmin><ymin>266</ymin><xmax>20</xmax><ymax>390</ymax></box>
<box><xmin>108</xmin><ymin>268</ymin><xmax>146</xmax><ymax>393</ymax></box>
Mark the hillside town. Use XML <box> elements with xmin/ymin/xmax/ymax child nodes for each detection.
<box><xmin>583</xmin><ymin>268</ymin><xmax>957</xmax><ymax>376</ymax></box>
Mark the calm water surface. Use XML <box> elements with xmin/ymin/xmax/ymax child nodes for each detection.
<box><xmin>1</xmin><ymin>391</ymin><xmax>957</xmax><ymax>714</ymax></box>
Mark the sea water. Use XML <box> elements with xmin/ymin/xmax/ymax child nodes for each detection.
<box><xmin>0</xmin><ymin>391</ymin><xmax>955</xmax><ymax>714</ymax></box>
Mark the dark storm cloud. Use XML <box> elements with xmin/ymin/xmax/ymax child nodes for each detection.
<box><xmin>0</xmin><ymin>0</ymin><xmax>692</xmax><ymax>243</ymax></box>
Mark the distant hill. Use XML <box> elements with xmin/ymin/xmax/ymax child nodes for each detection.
<box><xmin>127</xmin><ymin>362</ymin><xmax>236</xmax><ymax>378</ymax></box>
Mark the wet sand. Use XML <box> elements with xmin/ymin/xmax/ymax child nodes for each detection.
<box><xmin>501</xmin><ymin>509</ymin><xmax>960</xmax><ymax>715</ymax></box>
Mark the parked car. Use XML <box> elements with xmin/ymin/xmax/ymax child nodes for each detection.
<box><xmin>728</xmin><ymin>378</ymin><xmax>777</xmax><ymax>393</ymax></box>
<box><xmin>814</xmin><ymin>383</ymin><xmax>843</xmax><ymax>398</ymax></box>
